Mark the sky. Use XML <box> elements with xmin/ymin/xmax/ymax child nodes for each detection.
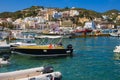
<box><xmin>0</xmin><ymin>0</ymin><xmax>120</xmax><ymax>13</ymax></box>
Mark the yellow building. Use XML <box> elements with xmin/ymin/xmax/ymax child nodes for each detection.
<box><xmin>78</xmin><ymin>17</ymin><xmax>89</xmax><ymax>24</ymax></box>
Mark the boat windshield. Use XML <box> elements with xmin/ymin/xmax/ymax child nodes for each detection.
<box><xmin>37</xmin><ymin>35</ymin><xmax>63</xmax><ymax>45</ymax></box>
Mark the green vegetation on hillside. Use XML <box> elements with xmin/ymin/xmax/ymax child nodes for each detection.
<box><xmin>0</xmin><ymin>6</ymin><xmax>119</xmax><ymax>25</ymax></box>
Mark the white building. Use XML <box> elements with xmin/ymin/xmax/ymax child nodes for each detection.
<box><xmin>6</xmin><ymin>18</ymin><xmax>13</xmax><ymax>22</ymax></box>
<box><xmin>24</xmin><ymin>17</ymin><xmax>46</xmax><ymax>23</ymax></box>
<box><xmin>70</xmin><ymin>9</ymin><xmax>79</xmax><ymax>17</ymax></box>
<box><xmin>84</xmin><ymin>21</ymin><xmax>96</xmax><ymax>29</ymax></box>
<box><xmin>53</xmin><ymin>12</ymin><xmax>62</xmax><ymax>19</ymax></box>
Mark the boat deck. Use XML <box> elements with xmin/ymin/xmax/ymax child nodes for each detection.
<box><xmin>15</xmin><ymin>45</ymin><xmax>64</xmax><ymax>49</ymax></box>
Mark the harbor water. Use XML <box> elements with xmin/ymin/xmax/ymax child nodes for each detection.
<box><xmin>1</xmin><ymin>37</ymin><xmax>120</xmax><ymax>80</ymax></box>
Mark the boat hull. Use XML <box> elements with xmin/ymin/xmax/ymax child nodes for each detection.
<box><xmin>11</xmin><ymin>48</ymin><xmax>73</xmax><ymax>57</ymax></box>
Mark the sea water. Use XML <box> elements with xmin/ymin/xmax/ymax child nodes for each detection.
<box><xmin>0</xmin><ymin>37</ymin><xmax>120</xmax><ymax>80</ymax></box>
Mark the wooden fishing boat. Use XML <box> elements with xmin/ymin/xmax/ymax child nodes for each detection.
<box><xmin>11</xmin><ymin>44</ymin><xmax>73</xmax><ymax>57</ymax></box>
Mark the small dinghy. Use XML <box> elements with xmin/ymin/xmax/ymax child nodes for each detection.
<box><xmin>0</xmin><ymin>66</ymin><xmax>62</xmax><ymax>80</ymax></box>
<box><xmin>113</xmin><ymin>45</ymin><xmax>120</xmax><ymax>53</ymax></box>
<box><xmin>0</xmin><ymin>54</ymin><xmax>10</xmax><ymax>66</ymax></box>
<box><xmin>16</xmin><ymin>72</ymin><xmax>62</xmax><ymax>80</ymax></box>
<box><xmin>0</xmin><ymin>40</ymin><xmax>10</xmax><ymax>53</ymax></box>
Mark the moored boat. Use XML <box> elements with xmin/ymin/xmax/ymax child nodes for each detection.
<box><xmin>16</xmin><ymin>72</ymin><xmax>62</xmax><ymax>80</ymax></box>
<box><xmin>109</xmin><ymin>29</ymin><xmax>120</xmax><ymax>37</ymax></box>
<box><xmin>0</xmin><ymin>58</ymin><xmax>10</xmax><ymax>66</ymax></box>
<box><xmin>73</xmin><ymin>28</ymin><xmax>93</xmax><ymax>33</ymax></box>
<box><xmin>110</xmin><ymin>33</ymin><xmax>120</xmax><ymax>37</ymax></box>
<box><xmin>113</xmin><ymin>45</ymin><xmax>120</xmax><ymax>53</ymax></box>
<box><xmin>11</xmin><ymin>34</ymin><xmax>73</xmax><ymax>57</ymax></box>
<box><xmin>0</xmin><ymin>54</ymin><xmax>10</xmax><ymax>66</ymax></box>
<box><xmin>0</xmin><ymin>40</ymin><xmax>10</xmax><ymax>53</ymax></box>
<box><xmin>11</xmin><ymin>44</ymin><xmax>73</xmax><ymax>57</ymax></box>
<box><xmin>9</xmin><ymin>41</ymin><xmax>37</xmax><ymax>47</ymax></box>
<box><xmin>0</xmin><ymin>66</ymin><xmax>62</xmax><ymax>80</ymax></box>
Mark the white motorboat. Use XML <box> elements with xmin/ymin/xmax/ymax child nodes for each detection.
<box><xmin>0</xmin><ymin>54</ymin><xmax>10</xmax><ymax>66</ymax></box>
<box><xmin>0</xmin><ymin>58</ymin><xmax>10</xmax><ymax>66</ymax></box>
<box><xmin>110</xmin><ymin>33</ymin><xmax>120</xmax><ymax>37</ymax></box>
<box><xmin>10</xmin><ymin>41</ymin><xmax>37</xmax><ymax>47</ymax></box>
<box><xmin>109</xmin><ymin>29</ymin><xmax>120</xmax><ymax>37</ymax></box>
<box><xmin>0</xmin><ymin>40</ymin><xmax>37</xmax><ymax>53</ymax></box>
<box><xmin>113</xmin><ymin>45</ymin><xmax>120</xmax><ymax>53</ymax></box>
<box><xmin>0</xmin><ymin>40</ymin><xmax>10</xmax><ymax>53</ymax></box>
<box><xmin>11</xmin><ymin>30</ymin><xmax>35</xmax><ymax>40</ymax></box>
<box><xmin>0</xmin><ymin>66</ymin><xmax>62</xmax><ymax>80</ymax></box>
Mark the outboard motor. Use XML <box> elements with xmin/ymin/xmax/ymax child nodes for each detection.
<box><xmin>67</xmin><ymin>44</ymin><xmax>72</xmax><ymax>49</ymax></box>
<box><xmin>2</xmin><ymin>54</ymin><xmax>10</xmax><ymax>61</ymax></box>
<box><xmin>46</xmin><ymin>74</ymin><xmax>62</xmax><ymax>80</ymax></box>
<box><xmin>43</xmin><ymin>66</ymin><xmax>54</xmax><ymax>73</ymax></box>
<box><xmin>53</xmin><ymin>72</ymin><xmax>62</xmax><ymax>80</ymax></box>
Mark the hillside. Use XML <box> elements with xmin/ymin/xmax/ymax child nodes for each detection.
<box><xmin>0</xmin><ymin>6</ymin><xmax>100</xmax><ymax>19</ymax></box>
<box><xmin>0</xmin><ymin>6</ymin><xmax>119</xmax><ymax>20</ymax></box>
